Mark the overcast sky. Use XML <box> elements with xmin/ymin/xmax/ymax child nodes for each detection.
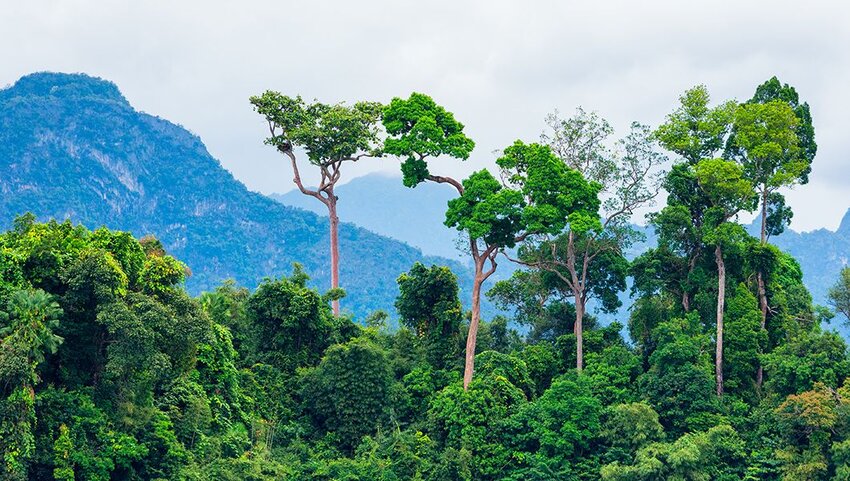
<box><xmin>3</xmin><ymin>1</ymin><xmax>849</xmax><ymax>231</ymax></box>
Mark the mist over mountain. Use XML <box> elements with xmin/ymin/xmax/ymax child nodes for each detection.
<box><xmin>0</xmin><ymin>72</ymin><xmax>477</xmax><ymax>320</ymax></box>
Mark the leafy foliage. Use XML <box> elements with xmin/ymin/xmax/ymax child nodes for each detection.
<box><xmin>396</xmin><ymin>263</ymin><xmax>463</xmax><ymax>370</ymax></box>
<box><xmin>3</xmin><ymin>75</ymin><xmax>850</xmax><ymax>481</ymax></box>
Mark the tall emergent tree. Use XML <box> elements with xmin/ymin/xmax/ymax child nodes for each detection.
<box><xmin>694</xmin><ymin>158</ymin><xmax>756</xmax><ymax>395</ymax></box>
<box><xmin>651</xmin><ymin>85</ymin><xmax>753</xmax><ymax>395</ymax></box>
<box><xmin>652</xmin><ymin>85</ymin><xmax>737</xmax><ymax>313</ymax></box>
<box><xmin>728</xmin><ymin>77</ymin><xmax>815</xmax><ymax>387</ymax></box>
<box><xmin>250</xmin><ymin>93</ymin><xmax>383</xmax><ymax>315</ymax></box>
<box><xmin>511</xmin><ymin>110</ymin><xmax>665</xmax><ymax>371</ymax></box>
<box><xmin>382</xmin><ymin>93</ymin><xmax>600</xmax><ymax>389</ymax></box>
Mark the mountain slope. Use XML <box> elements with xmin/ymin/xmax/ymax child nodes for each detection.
<box><xmin>764</xmin><ymin>210</ymin><xmax>850</xmax><ymax>306</ymax></box>
<box><xmin>0</xmin><ymin>72</ymin><xmax>473</xmax><ymax>320</ymax></box>
<box><xmin>271</xmin><ymin>174</ymin><xmax>464</xmax><ymax>260</ymax></box>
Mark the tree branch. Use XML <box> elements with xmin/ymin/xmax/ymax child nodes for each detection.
<box><xmin>427</xmin><ymin>175</ymin><xmax>465</xmax><ymax>195</ymax></box>
<box><xmin>282</xmin><ymin>148</ymin><xmax>327</xmax><ymax>205</ymax></box>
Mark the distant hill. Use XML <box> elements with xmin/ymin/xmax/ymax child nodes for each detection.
<box><xmin>0</xmin><ymin>72</ymin><xmax>477</xmax><ymax>321</ymax></box>
<box><xmin>271</xmin><ymin>174</ymin><xmax>465</xmax><ymax>261</ymax></box>
<box><xmin>762</xmin><ymin>210</ymin><xmax>850</xmax><ymax>307</ymax></box>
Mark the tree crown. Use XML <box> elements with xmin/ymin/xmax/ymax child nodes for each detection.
<box><xmin>382</xmin><ymin>92</ymin><xmax>475</xmax><ymax>187</ymax></box>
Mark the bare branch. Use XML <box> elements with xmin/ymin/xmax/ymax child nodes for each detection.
<box><xmin>503</xmin><ymin>247</ymin><xmax>577</xmax><ymax>292</ymax></box>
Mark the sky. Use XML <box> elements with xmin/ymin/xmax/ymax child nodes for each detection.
<box><xmin>2</xmin><ymin>1</ymin><xmax>849</xmax><ymax>231</ymax></box>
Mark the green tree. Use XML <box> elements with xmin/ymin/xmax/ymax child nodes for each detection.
<box><xmin>428</xmin><ymin>374</ymin><xmax>526</xmax><ymax>480</ymax></box>
<box><xmin>515</xmin><ymin>111</ymin><xmax>665</xmax><ymax>371</ymax></box>
<box><xmin>655</xmin><ymin>86</ymin><xmax>737</xmax><ymax>165</ymax></box>
<box><xmin>506</xmin><ymin>375</ymin><xmax>603</xmax><ymax>476</ymax></box>
<box><xmin>515</xmin><ymin>343</ymin><xmax>560</xmax><ymax>397</ymax></box>
<box><xmin>732</xmin><ymin>100</ymin><xmax>803</xmax><ymax>242</ymax></box>
<box><xmin>138</xmin><ymin>254</ymin><xmax>188</xmax><ymax>295</ymax></box>
<box><xmin>384</xmin><ymin>93</ymin><xmax>599</xmax><ymax>389</ymax></box>
<box><xmin>396</xmin><ymin>263</ymin><xmax>463</xmax><ymax>370</ymax></box>
<box><xmin>601</xmin><ymin>402</ymin><xmax>665</xmax><ymax>457</ymax></box>
<box><xmin>694</xmin><ymin>157</ymin><xmax>756</xmax><ymax>394</ymax></box>
<box><xmin>637</xmin><ymin>314</ymin><xmax>718</xmax><ymax>434</ymax></box>
<box><xmin>473</xmin><ymin>351</ymin><xmax>535</xmax><ymax>399</ymax></box>
<box><xmin>199</xmin><ymin>280</ymin><xmax>251</xmax><ymax>360</ymax></box>
<box><xmin>600</xmin><ymin>424</ymin><xmax>746</xmax><ymax>481</ymax></box>
<box><xmin>0</xmin><ymin>289</ymin><xmax>63</xmax><ymax>480</ymax></box>
<box><xmin>300</xmin><ymin>337</ymin><xmax>394</xmax><ymax>453</ymax></box>
<box><xmin>52</xmin><ymin>424</ymin><xmax>75</xmax><ymax>481</ymax></box>
<box><xmin>651</xmin><ymin>86</ymin><xmax>737</xmax><ymax>313</ymax></box>
<box><xmin>773</xmin><ymin>382</ymin><xmax>850</xmax><ymax>480</ymax></box>
<box><xmin>251</xmin><ymin>93</ymin><xmax>383</xmax><ymax>315</ymax></box>
<box><xmin>245</xmin><ymin>266</ymin><xmax>344</xmax><ymax>372</ymax></box>
<box><xmin>744</xmin><ymin>76</ymin><xmax>817</xmax><ymax>184</ymax></box>
<box><xmin>722</xmin><ymin>283</ymin><xmax>765</xmax><ymax>398</ymax></box>
<box><xmin>730</xmin><ymin>92</ymin><xmax>809</xmax><ymax>388</ymax></box>
<box><xmin>828</xmin><ymin>267</ymin><xmax>850</xmax><ymax>324</ymax></box>
<box><xmin>762</xmin><ymin>326</ymin><xmax>850</xmax><ymax>397</ymax></box>
<box><xmin>1</xmin><ymin>289</ymin><xmax>63</xmax><ymax>371</ymax></box>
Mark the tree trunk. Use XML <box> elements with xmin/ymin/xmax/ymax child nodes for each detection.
<box><xmin>756</xmin><ymin>187</ymin><xmax>768</xmax><ymax>388</ymax></box>
<box><xmin>463</xmin><ymin>259</ymin><xmax>485</xmax><ymax>390</ymax></box>
<box><xmin>565</xmin><ymin>230</ymin><xmax>586</xmax><ymax>372</ymax></box>
<box><xmin>715</xmin><ymin>244</ymin><xmax>725</xmax><ymax>396</ymax></box>
<box><xmin>682</xmin><ymin>250</ymin><xmax>699</xmax><ymax>312</ymax></box>
<box><xmin>575</xmin><ymin>294</ymin><xmax>585</xmax><ymax>372</ymax></box>
<box><xmin>284</xmin><ymin>151</ymin><xmax>342</xmax><ymax>316</ymax></box>
<box><xmin>756</xmin><ymin>271</ymin><xmax>768</xmax><ymax>388</ymax></box>
<box><xmin>760</xmin><ymin>187</ymin><xmax>768</xmax><ymax>244</ymax></box>
<box><xmin>328</xmin><ymin>197</ymin><xmax>340</xmax><ymax>316</ymax></box>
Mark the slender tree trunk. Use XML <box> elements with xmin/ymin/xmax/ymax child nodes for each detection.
<box><xmin>463</xmin><ymin>259</ymin><xmax>485</xmax><ymax>391</ymax></box>
<box><xmin>575</xmin><ymin>294</ymin><xmax>585</xmax><ymax>372</ymax></box>
<box><xmin>756</xmin><ymin>271</ymin><xmax>767</xmax><ymax>388</ymax></box>
<box><xmin>760</xmin><ymin>187</ymin><xmax>768</xmax><ymax>244</ymax></box>
<box><xmin>328</xmin><ymin>196</ymin><xmax>340</xmax><ymax>316</ymax></box>
<box><xmin>283</xmin><ymin>149</ymin><xmax>342</xmax><ymax>315</ymax></box>
<box><xmin>682</xmin><ymin>249</ymin><xmax>699</xmax><ymax>312</ymax></box>
<box><xmin>756</xmin><ymin>187</ymin><xmax>768</xmax><ymax>388</ymax></box>
<box><xmin>715</xmin><ymin>244</ymin><xmax>725</xmax><ymax>396</ymax></box>
<box><xmin>565</xmin><ymin>231</ymin><xmax>586</xmax><ymax>372</ymax></box>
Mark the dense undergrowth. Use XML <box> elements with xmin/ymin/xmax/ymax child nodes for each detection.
<box><xmin>1</xmin><ymin>214</ymin><xmax>850</xmax><ymax>480</ymax></box>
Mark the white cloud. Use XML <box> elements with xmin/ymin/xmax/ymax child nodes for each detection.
<box><xmin>2</xmin><ymin>0</ymin><xmax>848</xmax><ymax>231</ymax></box>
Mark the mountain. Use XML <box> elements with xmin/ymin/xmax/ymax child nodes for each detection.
<box><xmin>762</xmin><ymin>211</ymin><xmax>850</xmax><ymax>307</ymax></box>
<box><xmin>0</xmin><ymin>72</ymin><xmax>476</xmax><ymax>320</ymax></box>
